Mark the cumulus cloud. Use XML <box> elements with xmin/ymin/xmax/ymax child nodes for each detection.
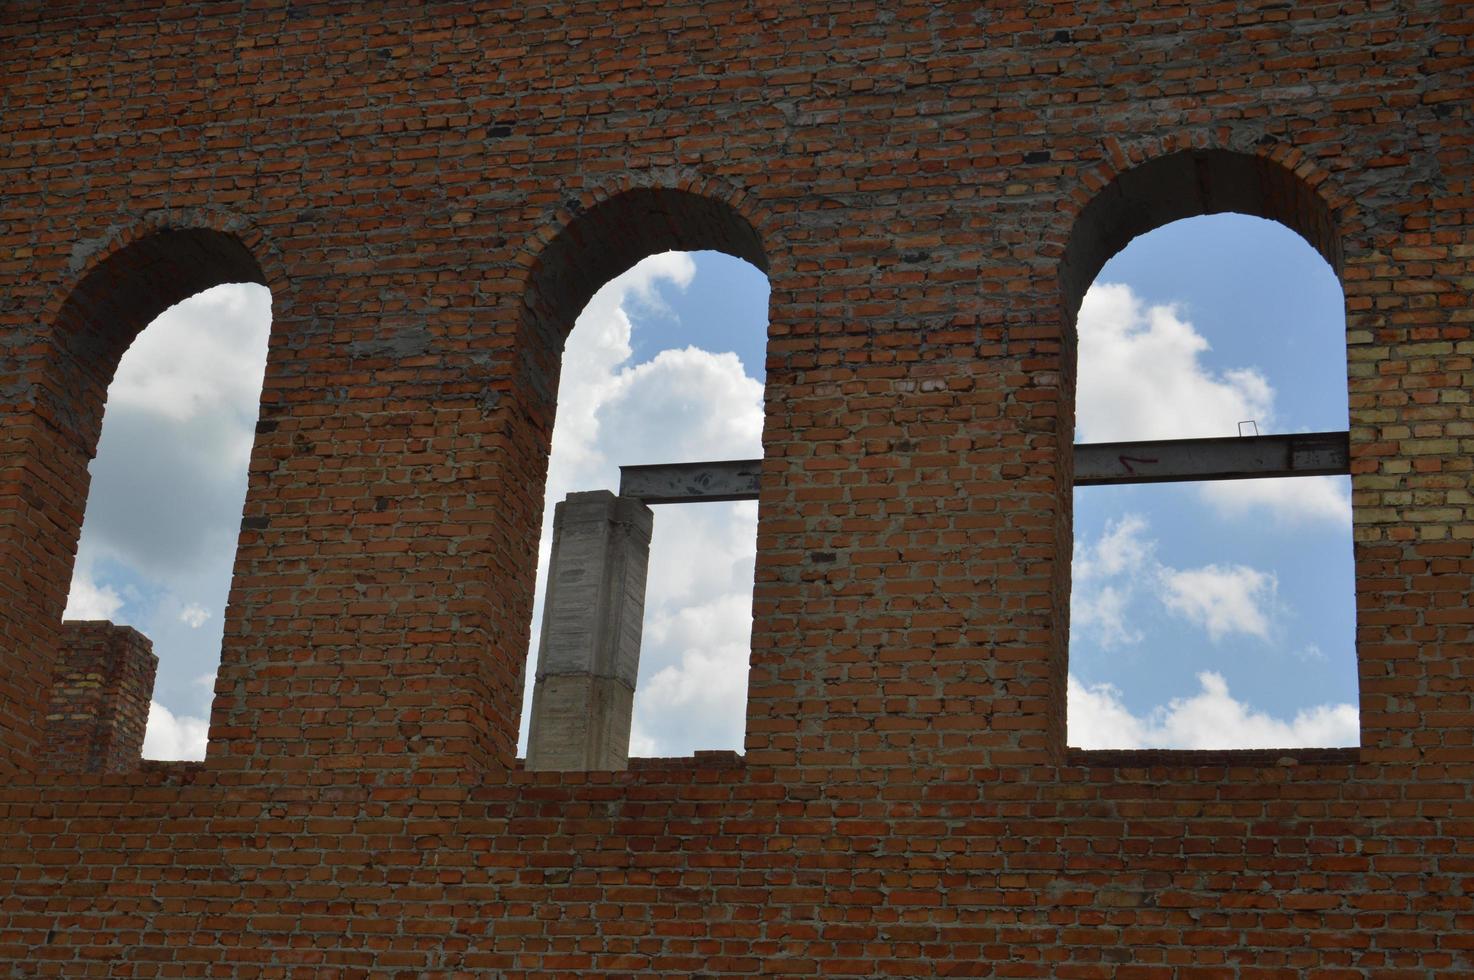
<box><xmin>77</xmin><ymin>283</ymin><xmax>269</xmax><ymax>580</ymax></box>
<box><xmin>64</xmin><ymin>257</ymin><xmax>1349</xmax><ymax>762</ymax></box>
<box><xmin>1076</xmin><ymin>283</ymin><xmax>1347</xmax><ymax>528</ymax></box>
<box><xmin>1068</xmin><ymin>671</ymin><xmax>1358</xmax><ymax>750</ymax></box>
<box><xmin>61</xmin><ymin>564</ymin><xmax>124</xmax><ymax>621</ymax></box>
<box><xmin>1068</xmin><ymin>514</ymin><xmax>1353</xmax><ymax>748</ymax></box>
<box><xmin>141</xmin><ymin>700</ymin><xmax>210</xmax><ymax>760</ymax></box>
<box><xmin>1071</xmin><ymin>513</ymin><xmax>1279</xmax><ymax>647</ymax></box>
<box><xmin>1069</xmin><ymin>280</ymin><xmax>1355</xmax><ymax>749</ymax></box>
<box><xmin>594</xmin><ymin>347</ymin><xmax>765</xmax><ymax>469</ymax></box>
<box><xmin>1160</xmin><ymin>563</ymin><xmax>1277</xmax><ymax>641</ymax></box>
<box><xmin>108</xmin><ymin>283</ymin><xmax>272</xmax><ymax>433</ymax></box>
<box><xmin>1076</xmin><ymin>283</ymin><xmax>1273</xmax><ymax>442</ymax></box>
<box><xmin>1074</xmin><ymin>512</ymin><xmax>1154</xmax><ymax>583</ymax></box>
<box><xmin>1199</xmin><ymin>475</ymin><xmax>1352</xmax><ymax>527</ymax></box>
<box><xmin>178</xmin><ymin>604</ymin><xmax>210</xmax><ymax>629</ymax></box>
<box><xmin>1072</xmin><ymin>514</ymin><xmax>1154</xmax><ymax>649</ymax></box>
<box><xmin>630</xmin><ymin>590</ymin><xmax>754</xmax><ymax>756</ymax></box>
<box><xmin>1072</xmin><ymin>584</ymin><xmax>1142</xmax><ymax>651</ymax></box>
<box><xmin>548</xmin><ymin>252</ymin><xmax>699</xmax><ymax>482</ymax></box>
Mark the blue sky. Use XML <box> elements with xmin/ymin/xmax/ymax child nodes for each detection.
<box><xmin>66</xmin><ymin>213</ymin><xmax>1358</xmax><ymax>758</ymax></box>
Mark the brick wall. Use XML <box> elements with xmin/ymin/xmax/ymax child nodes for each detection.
<box><xmin>0</xmin><ymin>0</ymin><xmax>1470</xmax><ymax>974</ymax></box>
<box><xmin>39</xmin><ymin>622</ymin><xmax>156</xmax><ymax>774</ymax></box>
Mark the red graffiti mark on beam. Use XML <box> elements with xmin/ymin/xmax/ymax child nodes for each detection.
<box><xmin>1118</xmin><ymin>455</ymin><xmax>1159</xmax><ymax>475</ymax></box>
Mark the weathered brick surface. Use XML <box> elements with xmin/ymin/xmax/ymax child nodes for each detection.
<box><xmin>0</xmin><ymin>0</ymin><xmax>1470</xmax><ymax>974</ymax></box>
<box><xmin>39</xmin><ymin>622</ymin><xmax>156</xmax><ymax>774</ymax></box>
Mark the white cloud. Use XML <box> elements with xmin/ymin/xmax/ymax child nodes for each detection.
<box><xmin>1072</xmin><ymin>514</ymin><xmax>1279</xmax><ymax>647</ymax></box>
<box><xmin>178</xmin><ymin>604</ymin><xmax>210</xmax><ymax>629</ymax></box>
<box><xmin>1072</xmin><ymin>584</ymin><xmax>1143</xmax><ymax>650</ymax></box>
<box><xmin>1160</xmin><ymin>563</ymin><xmax>1277</xmax><ymax>641</ymax></box>
<box><xmin>1072</xmin><ymin>514</ymin><xmax>1154</xmax><ymax>648</ymax></box>
<box><xmin>1199</xmin><ymin>475</ymin><xmax>1351</xmax><ymax>527</ymax></box>
<box><xmin>645</xmin><ymin>500</ymin><xmax>758</xmax><ymax>611</ymax></box>
<box><xmin>1074</xmin><ymin>512</ymin><xmax>1153</xmax><ymax>582</ymax></box>
<box><xmin>595</xmin><ymin>347</ymin><xmax>764</xmax><ymax>469</ymax></box>
<box><xmin>1076</xmin><ymin>283</ymin><xmax>1274</xmax><ymax>442</ymax></box>
<box><xmin>1068</xmin><ymin>671</ymin><xmax>1358</xmax><ymax>750</ymax></box>
<box><xmin>1066</xmin><ymin>676</ymin><xmax>1149</xmax><ymax>749</ymax></box>
<box><xmin>549</xmin><ymin>252</ymin><xmax>698</xmax><ymax>483</ymax></box>
<box><xmin>1070</xmin><ymin>516</ymin><xmax>1353</xmax><ymax>750</ymax></box>
<box><xmin>141</xmin><ymin>700</ymin><xmax>209</xmax><ymax>760</ymax></box>
<box><xmin>79</xmin><ymin>283</ymin><xmax>271</xmax><ymax>582</ymax></box>
<box><xmin>61</xmin><ymin>565</ymin><xmax>124</xmax><ymax>621</ymax></box>
<box><xmin>630</xmin><ymin>591</ymin><xmax>754</xmax><ymax>756</ymax></box>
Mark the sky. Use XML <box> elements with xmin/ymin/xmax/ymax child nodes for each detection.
<box><xmin>63</xmin><ymin>212</ymin><xmax>1358</xmax><ymax>759</ymax></box>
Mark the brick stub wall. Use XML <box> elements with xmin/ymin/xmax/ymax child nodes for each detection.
<box><xmin>40</xmin><ymin>621</ymin><xmax>156</xmax><ymax>774</ymax></box>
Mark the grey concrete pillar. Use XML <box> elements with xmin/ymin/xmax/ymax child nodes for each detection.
<box><xmin>526</xmin><ymin>490</ymin><xmax>653</xmax><ymax>771</ymax></box>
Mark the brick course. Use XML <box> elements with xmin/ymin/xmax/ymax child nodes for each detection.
<box><xmin>0</xmin><ymin>0</ymin><xmax>1470</xmax><ymax>974</ymax></box>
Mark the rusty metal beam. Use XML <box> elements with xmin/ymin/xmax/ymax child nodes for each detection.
<box><xmin>617</xmin><ymin>431</ymin><xmax>1350</xmax><ymax>502</ymax></box>
<box><xmin>618</xmin><ymin>459</ymin><xmax>763</xmax><ymax>504</ymax></box>
<box><xmin>1072</xmin><ymin>430</ymin><xmax>1349</xmax><ymax>486</ymax></box>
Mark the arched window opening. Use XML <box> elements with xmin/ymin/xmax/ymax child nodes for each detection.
<box><xmin>59</xmin><ymin>284</ymin><xmax>272</xmax><ymax>762</ymax></box>
<box><xmin>38</xmin><ymin>228</ymin><xmax>270</xmax><ymax>771</ymax></box>
<box><xmin>1064</xmin><ymin>153</ymin><xmax>1357</xmax><ymax>752</ymax></box>
<box><xmin>516</xmin><ymin>190</ymin><xmax>770</xmax><ymax>771</ymax></box>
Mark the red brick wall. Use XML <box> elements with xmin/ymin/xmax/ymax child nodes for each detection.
<box><xmin>40</xmin><ymin>622</ymin><xmax>156</xmax><ymax>774</ymax></box>
<box><xmin>0</xmin><ymin>0</ymin><xmax>1470</xmax><ymax>974</ymax></box>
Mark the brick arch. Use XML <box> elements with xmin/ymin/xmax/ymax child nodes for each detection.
<box><xmin>1058</xmin><ymin>141</ymin><xmax>1355</xmax><ymax>323</ymax></box>
<box><xmin>40</xmin><ymin>208</ymin><xmax>281</xmax><ymax>322</ymax></box>
<box><xmin>519</xmin><ymin>180</ymin><xmax>771</xmax><ymax>348</ymax></box>
<box><xmin>39</xmin><ymin>213</ymin><xmax>276</xmax><ymax>457</ymax></box>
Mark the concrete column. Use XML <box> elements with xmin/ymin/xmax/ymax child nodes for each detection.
<box><xmin>526</xmin><ymin>491</ymin><xmax>653</xmax><ymax>771</ymax></box>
